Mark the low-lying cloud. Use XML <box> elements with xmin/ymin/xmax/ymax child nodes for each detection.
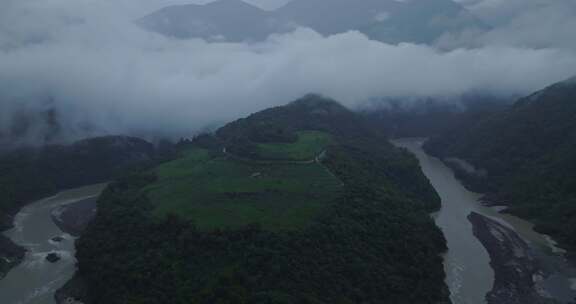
<box><xmin>1</xmin><ymin>0</ymin><xmax>575</xmax><ymax>143</ymax></box>
<box><xmin>442</xmin><ymin>0</ymin><xmax>576</xmax><ymax>50</ymax></box>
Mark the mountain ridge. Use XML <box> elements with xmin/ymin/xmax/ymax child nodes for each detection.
<box><xmin>139</xmin><ymin>0</ymin><xmax>488</xmax><ymax>44</ymax></box>
<box><xmin>424</xmin><ymin>75</ymin><xmax>576</xmax><ymax>258</ymax></box>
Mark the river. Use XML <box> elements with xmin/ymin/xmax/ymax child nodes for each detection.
<box><xmin>0</xmin><ymin>184</ymin><xmax>105</xmax><ymax>304</ymax></box>
<box><xmin>393</xmin><ymin>138</ymin><xmax>576</xmax><ymax>304</ymax></box>
<box><xmin>2</xmin><ymin>140</ymin><xmax>575</xmax><ymax>304</ymax></box>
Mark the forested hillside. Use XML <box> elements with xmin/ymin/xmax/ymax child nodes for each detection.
<box><xmin>361</xmin><ymin>95</ymin><xmax>512</xmax><ymax>138</ymax></box>
<box><xmin>0</xmin><ymin>136</ymin><xmax>158</xmax><ymax>278</ymax></box>
<box><xmin>425</xmin><ymin>77</ymin><xmax>576</xmax><ymax>257</ymax></box>
<box><xmin>74</xmin><ymin>95</ymin><xmax>449</xmax><ymax>303</ymax></box>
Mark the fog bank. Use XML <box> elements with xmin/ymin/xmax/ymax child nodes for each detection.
<box><xmin>1</xmin><ymin>0</ymin><xmax>575</xmax><ymax>143</ymax></box>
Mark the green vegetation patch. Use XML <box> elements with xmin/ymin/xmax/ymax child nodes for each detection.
<box><xmin>255</xmin><ymin>131</ymin><xmax>332</xmax><ymax>161</ymax></box>
<box><xmin>144</xmin><ymin>148</ymin><xmax>342</xmax><ymax>231</ymax></box>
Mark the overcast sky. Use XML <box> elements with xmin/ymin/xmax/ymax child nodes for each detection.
<box><xmin>1</xmin><ymin>0</ymin><xmax>575</xmax><ymax>142</ymax></box>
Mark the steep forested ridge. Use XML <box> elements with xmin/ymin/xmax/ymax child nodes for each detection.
<box><xmin>361</xmin><ymin>95</ymin><xmax>512</xmax><ymax>138</ymax></box>
<box><xmin>425</xmin><ymin>77</ymin><xmax>576</xmax><ymax>256</ymax></box>
<box><xmin>0</xmin><ymin>136</ymin><xmax>158</xmax><ymax>278</ymax></box>
<box><xmin>74</xmin><ymin>95</ymin><xmax>449</xmax><ymax>304</ymax></box>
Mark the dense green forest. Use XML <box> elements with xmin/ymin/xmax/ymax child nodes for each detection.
<box><xmin>0</xmin><ymin>136</ymin><xmax>159</xmax><ymax>278</ymax></box>
<box><xmin>74</xmin><ymin>95</ymin><xmax>449</xmax><ymax>303</ymax></box>
<box><xmin>425</xmin><ymin>77</ymin><xmax>576</xmax><ymax>258</ymax></box>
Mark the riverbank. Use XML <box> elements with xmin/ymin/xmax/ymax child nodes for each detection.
<box><xmin>52</xmin><ymin>196</ymin><xmax>101</xmax><ymax>304</ymax></box>
<box><xmin>55</xmin><ymin>274</ymin><xmax>91</xmax><ymax>304</ymax></box>
<box><xmin>0</xmin><ymin>184</ymin><xmax>105</xmax><ymax>304</ymax></box>
<box><xmin>435</xmin><ymin>150</ymin><xmax>576</xmax><ymax>302</ymax></box>
<box><xmin>0</xmin><ymin>234</ymin><xmax>25</xmax><ymax>280</ymax></box>
<box><xmin>394</xmin><ymin>138</ymin><xmax>576</xmax><ymax>304</ymax></box>
<box><xmin>468</xmin><ymin>212</ymin><xmax>557</xmax><ymax>304</ymax></box>
<box><xmin>51</xmin><ymin>197</ymin><xmax>99</xmax><ymax>237</ymax></box>
<box><xmin>0</xmin><ymin>192</ymin><xmax>100</xmax><ymax>282</ymax></box>
<box><xmin>0</xmin><ymin>193</ymin><xmax>59</xmax><ymax>280</ymax></box>
<box><xmin>0</xmin><ymin>191</ymin><xmax>101</xmax><ymax>281</ymax></box>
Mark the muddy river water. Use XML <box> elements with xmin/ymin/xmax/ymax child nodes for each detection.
<box><xmin>393</xmin><ymin>138</ymin><xmax>576</xmax><ymax>304</ymax></box>
<box><xmin>0</xmin><ymin>184</ymin><xmax>105</xmax><ymax>304</ymax></box>
<box><xmin>2</xmin><ymin>140</ymin><xmax>575</xmax><ymax>304</ymax></box>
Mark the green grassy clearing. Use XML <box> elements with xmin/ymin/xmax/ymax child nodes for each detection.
<box><xmin>144</xmin><ymin>148</ymin><xmax>342</xmax><ymax>231</ymax></box>
<box><xmin>255</xmin><ymin>131</ymin><xmax>332</xmax><ymax>161</ymax></box>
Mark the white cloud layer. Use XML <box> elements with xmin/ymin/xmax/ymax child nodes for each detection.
<box><xmin>1</xmin><ymin>0</ymin><xmax>575</xmax><ymax>141</ymax></box>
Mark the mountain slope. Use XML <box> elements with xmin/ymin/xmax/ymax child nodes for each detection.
<box><xmin>359</xmin><ymin>0</ymin><xmax>488</xmax><ymax>44</ymax></box>
<box><xmin>273</xmin><ymin>0</ymin><xmax>402</xmax><ymax>36</ymax></box>
<box><xmin>425</xmin><ymin>76</ymin><xmax>576</xmax><ymax>256</ymax></box>
<box><xmin>361</xmin><ymin>93</ymin><xmax>511</xmax><ymax>138</ymax></box>
<box><xmin>0</xmin><ymin>136</ymin><xmax>159</xmax><ymax>279</ymax></box>
<box><xmin>72</xmin><ymin>95</ymin><xmax>450</xmax><ymax>303</ymax></box>
<box><xmin>138</xmin><ymin>0</ymin><xmax>285</xmax><ymax>41</ymax></box>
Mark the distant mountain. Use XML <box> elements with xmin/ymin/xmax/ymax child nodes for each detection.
<box><xmin>139</xmin><ymin>0</ymin><xmax>488</xmax><ymax>44</ymax></box>
<box><xmin>362</xmin><ymin>93</ymin><xmax>513</xmax><ymax>138</ymax></box>
<box><xmin>425</xmin><ymin>76</ymin><xmax>576</xmax><ymax>257</ymax></box>
<box><xmin>273</xmin><ymin>0</ymin><xmax>402</xmax><ymax>36</ymax></box>
<box><xmin>358</xmin><ymin>0</ymin><xmax>488</xmax><ymax>44</ymax></box>
<box><xmin>138</xmin><ymin>0</ymin><xmax>287</xmax><ymax>41</ymax></box>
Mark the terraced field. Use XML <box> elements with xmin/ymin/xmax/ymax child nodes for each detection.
<box><xmin>255</xmin><ymin>131</ymin><xmax>332</xmax><ymax>160</ymax></box>
<box><xmin>144</xmin><ymin>147</ymin><xmax>342</xmax><ymax>231</ymax></box>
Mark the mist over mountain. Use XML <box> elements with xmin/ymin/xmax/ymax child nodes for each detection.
<box><xmin>361</xmin><ymin>92</ymin><xmax>515</xmax><ymax>138</ymax></box>
<box><xmin>438</xmin><ymin>0</ymin><xmax>576</xmax><ymax>50</ymax></box>
<box><xmin>140</xmin><ymin>0</ymin><xmax>488</xmax><ymax>44</ymax></box>
<box><xmin>137</xmin><ymin>0</ymin><xmax>283</xmax><ymax>42</ymax></box>
<box><xmin>358</xmin><ymin>0</ymin><xmax>488</xmax><ymax>45</ymax></box>
<box><xmin>1</xmin><ymin>0</ymin><xmax>575</xmax><ymax>146</ymax></box>
<box><xmin>2</xmin><ymin>2</ymin><xmax>576</xmax><ymax>303</ymax></box>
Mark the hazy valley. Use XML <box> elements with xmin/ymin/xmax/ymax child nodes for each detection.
<box><xmin>1</xmin><ymin>0</ymin><xmax>576</xmax><ymax>303</ymax></box>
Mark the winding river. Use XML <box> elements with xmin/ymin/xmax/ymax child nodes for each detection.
<box><xmin>2</xmin><ymin>140</ymin><xmax>576</xmax><ymax>304</ymax></box>
<box><xmin>0</xmin><ymin>184</ymin><xmax>105</xmax><ymax>304</ymax></box>
<box><xmin>394</xmin><ymin>138</ymin><xmax>576</xmax><ymax>304</ymax></box>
